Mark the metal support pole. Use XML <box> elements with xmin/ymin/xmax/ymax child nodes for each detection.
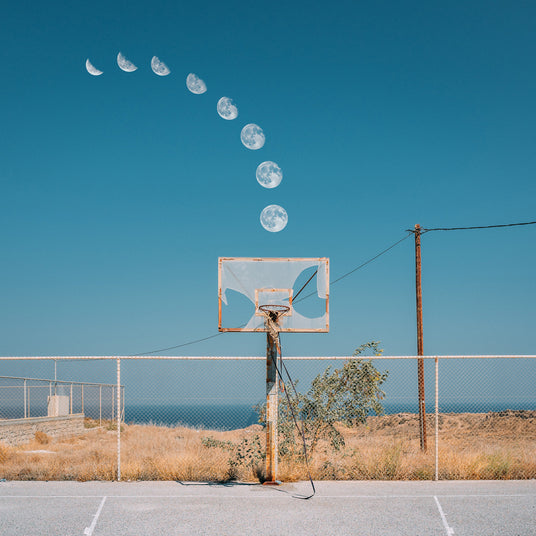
<box><xmin>415</xmin><ymin>224</ymin><xmax>427</xmax><ymax>451</ymax></box>
<box><xmin>435</xmin><ymin>356</ymin><xmax>439</xmax><ymax>481</ymax></box>
<box><xmin>81</xmin><ymin>384</ymin><xmax>84</xmax><ymax>415</ymax></box>
<box><xmin>265</xmin><ymin>332</ymin><xmax>279</xmax><ymax>484</ymax></box>
<box><xmin>24</xmin><ymin>380</ymin><xmax>27</xmax><ymax>418</ymax></box>
<box><xmin>99</xmin><ymin>385</ymin><xmax>102</xmax><ymax>426</ymax></box>
<box><xmin>70</xmin><ymin>384</ymin><xmax>73</xmax><ymax>414</ymax></box>
<box><xmin>116</xmin><ymin>358</ymin><xmax>121</xmax><ymax>481</ymax></box>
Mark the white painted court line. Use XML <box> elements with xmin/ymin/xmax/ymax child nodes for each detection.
<box><xmin>83</xmin><ymin>496</ymin><xmax>107</xmax><ymax>536</ymax></box>
<box><xmin>434</xmin><ymin>496</ymin><xmax>454</xmax><ymax>536</ymax></box>
<box><xmin>0</xmin><ymin>493</ymin><xmax>534</xmax><ymax>499</ymax></box>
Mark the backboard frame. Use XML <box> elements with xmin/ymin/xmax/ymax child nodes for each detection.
<box><xmin>218</xmin><ymin>257</ymin><xmax>329</xmax><ymax>333</ymax></box>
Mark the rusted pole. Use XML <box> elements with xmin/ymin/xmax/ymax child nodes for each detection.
<box><xmin>265</xmin><ymin>332</ymin><xmax>279</xmax><ymax>484</ymax></box>
<box><xmin>415</xmin><ymin>224</ymin><xmax>427</xmax><ymax>452</ymax></box>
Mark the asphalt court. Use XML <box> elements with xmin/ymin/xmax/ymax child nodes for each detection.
<box><xmin>0</xmin><ymin>480</ymin><xmax>534</xmax><ymax>536</ymax></box>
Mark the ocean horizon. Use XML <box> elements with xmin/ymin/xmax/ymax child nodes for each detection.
<box><xmin>123</xmin><ymin>399</ymin><xmax>535</xmax><ymax>430</ymax></box>
<box><xmin>2</xmin><ymin>399</ymin><xmax>533</xmax><ymax>430</ymax></box>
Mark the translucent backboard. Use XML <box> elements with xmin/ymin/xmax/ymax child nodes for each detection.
<box><xmin>218</xmin><ymin>257</ymin><xmax>329</xmax><ymax>332</ymax></box>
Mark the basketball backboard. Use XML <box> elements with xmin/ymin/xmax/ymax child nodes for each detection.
<box><xmin>218</xmin><ymin>257</ymin><xmax>329</xmax><ymax>332</ymax></box>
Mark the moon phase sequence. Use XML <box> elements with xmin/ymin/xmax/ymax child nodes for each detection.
<box><xmin>117</xmin><ymin>52</ymin><xmax>137</xmax><ymax>72</ymax></box>
<box><xmin>241</xmin><ymin>124</ymin><xmax>265</xmax><ymax>150</ymax></box>
<box><xmin>84</xmin><ymin>54</ymin><xmax>289</xmax><ymax>233</ymax></box>
<box><xmin>260</xmin><ymin>205</ymin><xmax>288</xmax><ymax>232</ymax></box>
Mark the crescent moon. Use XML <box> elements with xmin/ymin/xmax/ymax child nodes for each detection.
<box><xmin>151</xmin><ymin>56</ymin><xmax>170</xmax><ymax>76</ymax></box>
<box><xmin>86</xmin><ymin>59</ymin><xmax>103</xmax><ymax>76</ymax></box>
<box><xmin>117</xmin><ymin>52</ymin><xmax>137</xmax><ymax>72</ymax></box>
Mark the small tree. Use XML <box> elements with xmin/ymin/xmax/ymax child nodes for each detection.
<box><xmin>260</xmin><ymin>341</ymin><xmax>388</xmax><ymax>456</ymax></box>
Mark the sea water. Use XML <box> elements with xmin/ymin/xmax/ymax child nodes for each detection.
<box><xmin>3</xmin><ymin>400</ymin><xmax>533</xmax><ymax>430</ymax></box>
<box><xmin>123</xmin><ymin>399</ymin><xmax>534</xmax><ymax>430</ymax></box>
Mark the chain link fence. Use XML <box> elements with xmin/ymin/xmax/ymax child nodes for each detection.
<box><xmin>0</xmin><ymin>376</ymin><xmax>122</xmax><ymax>424</ymax></box>
<box><xmin>0</xmin><ymin>355</ymin><xmax>534</xmax><ymax>481</ymax></box>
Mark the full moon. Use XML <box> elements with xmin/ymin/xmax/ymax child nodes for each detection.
<box><xmin>117</xmin><ymin>52</ymin><xmax>137</xmax><ymax>72</ymax></box>
<box><xmin>85</xmin><ymin>59</ymin><xmax>103</xmax><ymax>76</ymax></box>
<box><xmin>256</xmin><ymin>161</ymin><xmax>282</xmax><ymax>189</ymax></box>
<box><xmin>151</xmin><ymin>56</ymin><xmax>170</xmax><ymax>76</ymax></box>
<box><xmin>217</xmin><ymin>97</ymin><xmax>238</xmax><ymax>120</ymax></box>
<box><xmin>260</xmin><ymin>205</ymin><xmax>288</xmax><ymax>232</ymax></box>
<box><xmin>186</xmin><ymin>73</ymin><xmax>207</xmax><ymax>94</ymax></box>
<box><xmin>241</xmin><ymin>124</ymin><xmax>265</xmax><ymax>150</ymax></box>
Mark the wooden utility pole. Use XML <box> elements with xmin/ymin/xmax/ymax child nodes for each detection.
<box><xmin>415</xmin><ymin>224</ymin><xmax>427</xmax><ymax>451</ymax></box>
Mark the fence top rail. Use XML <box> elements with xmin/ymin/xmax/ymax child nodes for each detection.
<box><xmin>0</xmin><ymin>355</ymin><xmax>535</xmax><ymax>360</ymax></box>
<box><xmin>0</xmin><ymin>375</ymin><xmax>120</xmax><ymax>388</ymax></box>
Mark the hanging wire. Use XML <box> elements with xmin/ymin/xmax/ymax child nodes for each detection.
<box><xmin>410</xmin><ymin>220</ymin><xmax>536</xmax><ymax>234</ymax></box>
<box><xmin>133</xmin><ymin>232</ymin><xmax>412</xmax><ymax>354</ymax></box>
<box><xmin>133</xmin><ymin>233</ymin><xmax>412</xmax><ymax>355</ymax></box>
<box><xmin>267</xmin><ymin>324</ymin><xmax>315</xmax><ymax>499</ymax></box>
<box><xmin>133</xmin><ymin>332</ymin><xmax>225</xmax><ymax>356</ymax></box>
<box><xmin>292</xmin><ymin>269</ymin><xmax>319</xmax><ymax>302</ymax></box>
<box><xmin>293</xmin><ymin>232</ymin><xmax>413</xmax><ymax>304</ymax></box>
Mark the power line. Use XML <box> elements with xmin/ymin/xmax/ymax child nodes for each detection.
<box><xmin>133</xmin><ymin>332</ymin><xmax>225</xmax><ymax>356</ymax></box>
<box><xmin>415</xmin><ymin>220</ymin><xmax>536</xmax><ymax>233</ymax></box>
<box><xmin>294</xmin><ymin>232</ymin><xmax>413</xmax><ymax>303</ymax></box>
<box><xmin>134</xmin><ymin>233</ymin><xmax>412</xmax><ymax>354</ymax></box>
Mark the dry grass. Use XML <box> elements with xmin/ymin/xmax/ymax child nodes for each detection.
<box><xmin>0</xmin><ymin>411</ymin><xmax>534</xmax><ymax>481</ymax></box>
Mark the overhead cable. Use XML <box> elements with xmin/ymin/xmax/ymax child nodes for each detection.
<box><xmin>133</xmin><ymin>332</ymin><xmax>225</xmax><ymax>356</ymax></box>
<box><xmin>414</xmin><ymin>220</ymin><xmax>536</xmax><ymax>234</ymax></box>
<box><xmin>294</xmin><ymin>232</ymin><xmax>413</xmax><ymax>304</ymax></box>
<box><xmin>134</xmin><ymin>232</ymin><xmax>413</xmax><ymax>354</ymax></box>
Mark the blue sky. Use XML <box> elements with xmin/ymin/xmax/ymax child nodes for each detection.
<box><xmin>1</xmin><ymin>0</ymin><xmax>535</xmax><ymax>372</ymax></box>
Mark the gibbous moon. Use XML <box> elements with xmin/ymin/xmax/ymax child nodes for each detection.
<box><xmin>186</xmin><ymin>73</ymin><xmax>207</xmax><ymax>94</ymax></box>
<box><xmin>256</xmin><ymin>161</ymin><xmax>282</xmax><ymax>189</ymax></box>
<box><xmin>117</xmin><ymin>52</ymin><xmax>137</xmax><ymax>72</ymax></box>
<box><xmin>260</xmin><ymin>205</ymin><xmax>288</xmax><ymax>232</ymax></box>
<box><xmin>151</xmin><ymin>56</ymin><xmax>170</xmax><ymax>76</ymax></box>
<box><xmin>217</xmin><ymin>97</ymin><xmax>238</xmax><ymax>120</ymax></box>
<box><xmin>241</xmin><ymin>124</ymin><xmax>265</xmax><ymax>150</ymax></box>
<box><xmin>85</xmin><ymin>59</ymin><xmax>103</xmax><ymax>76</ymax></box>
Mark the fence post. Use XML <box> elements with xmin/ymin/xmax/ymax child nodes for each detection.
<box><xmin>99</xmin><ymin>385</ymin><xmax>102</xmax><ymax>426</ymax></box>
<box><xmin>70</xmin><ymin>384</ymin><xmax>73</xmax><ymax>414</ymax></box>
<box><xmin>24</xmin><ymin>379</ymin><xmax>27</xmax><ymax>418</ymax></box>
<box><xmin>435</xmin><ymin>356</ymin><xmax>439</xmax><ymax>481</ymax></box>
<box><xmin>81</xmin><ymin>384</ymin><xmax>84</xmax><ymax>415</ymax></box>
<box><xmin>117</xmin><ymin>358</ymin><xmax>121</xmax><ymax>481</ymax></box>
